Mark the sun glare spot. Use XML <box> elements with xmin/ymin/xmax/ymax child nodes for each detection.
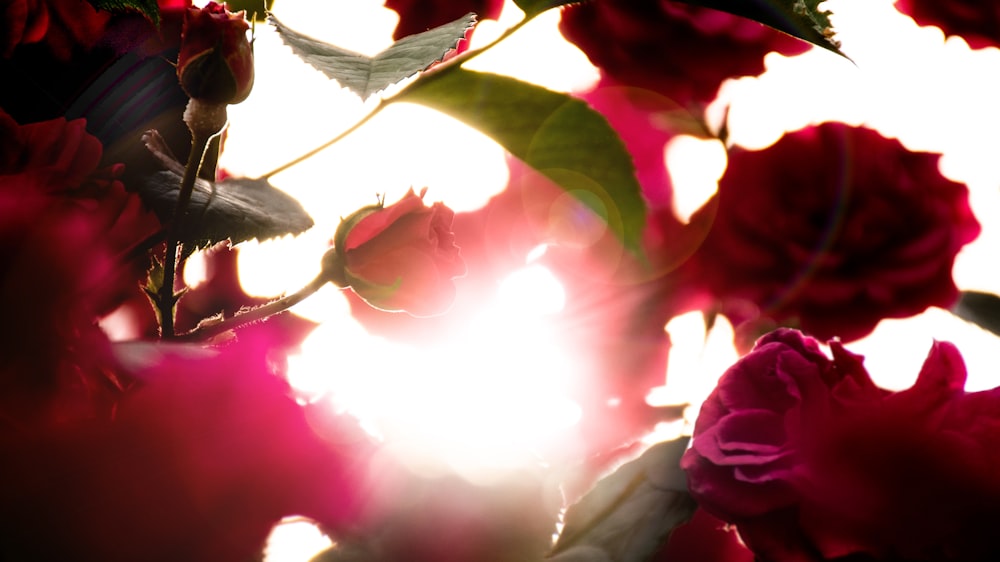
<box><xmin>665</xmin><ymin>135</ymin><xmax>727</xmax><ymax>222</ymax></box>
<box><xmin>286</xmin><ymin>265</ymin><xmax>581</xmax><ymax>484</ymax></box>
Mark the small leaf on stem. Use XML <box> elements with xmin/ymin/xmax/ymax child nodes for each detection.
<box><xmin>138</xmin><ymin>171</ymin><xmax>314</xmax><ymax>249</ymax></box>
<box><xmin>270</xmin><ymin>12</ymin><xmax>477</xmax><ymax>100</ymax></box>
<box><xmin>549</xmin><ymin>438</ymin><xmax>696</xmax><ymax>561</ymax></box>
<box><xmin>87</xmin><ymin>0</ymin><xmax>160</xmax><ymax>25</ymax></box>
<box><xmin>399</xmin><ymin>68</ymin><xmax>648</xmax><ymax>254</ymax></box>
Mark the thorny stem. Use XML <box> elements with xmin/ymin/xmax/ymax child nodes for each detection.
<box><xmin>177</xmin><ymin>272</ymin><xmax>330</xmax><ymax>342</ymax></box>
<box><xmin>257</xmin><ymin>13</ymin><xmax>535</xmax><ymax>179</ymax></box>
<box><xmin>157</xmin><ymin>130</ymin><xmax>213</xmax><ymax>338</ymax></box>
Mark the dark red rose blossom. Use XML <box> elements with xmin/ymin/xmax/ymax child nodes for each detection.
<box><xmin>1</xmin><ymin>0</ymin><xmax>110</xmax><ymax>59</ymax></box>
<box><xmin>559</xmin><ymin>0</ymin><xmax>812</xmax><ymax>109</ymax></box>
<box><xmin>324</xmin><ymin>188</ymin><xmax>466</xmax><ymax>317</ymax></box>
<box><xmin>682</xmin><ymin>122</ymin><xmax>980</xmax><ymax>343</ymax></box>
<box><xmin>895</xmin><ymin>0</ymin><xmax>1000</xmax><ymax>49</ymax></box>
<box><xmin>177</xmin><ymin>1</ymin><xmax>254</xmax><ymax>105</ymax></box>
<box><xmin>0</xmin><ymin>110</ymin><xmax>159</xmax><ymax>423</ymax></box>
<box><xmin>385</xmin><ymin>0</ymin><xmax>503</xmax><ymax>44</ymax></box>
<box><xmin>684</xmin><ymin>328</ymin><xmax>1000</xmax><ymax>561</ymax></box>
<box><xmin>653</xmin><ymin>509</ymin><xmax>754</xmax><ymax>562</ymax></box>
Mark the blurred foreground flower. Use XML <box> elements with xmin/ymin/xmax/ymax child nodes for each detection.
<box><xmin>559</xmin><ymin>0</ymin><xmax>811</xmax><ymax>109</ymax></box>
<box><xmin>683</xmin><ymin>328</ymin><xmax>1000</xmax><ymax>561</ymax></box>
<box><xmin>683</xmin><ymin>122</ymin><xmax>980</xmax><ymax>343</ymax></box>
<box><xmin>895</xmin><ymin>0</ymin><xmax>1000</xmax><ymax>50</ymax></box>
<box><xmin>324</xmin><ymin>188</ymin><xmax>466</xmax><ymax>317</ymax></box>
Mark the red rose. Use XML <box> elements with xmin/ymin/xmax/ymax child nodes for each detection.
<box><xmin>895</xmin><ymin>0</ymin><xmax>1000</xmax><ymax>50</ymax></box>
<box><xmin>0</xmin><ymin>109</ymin><xmax>158</xmax><ymax>423</ymax></box>
<box><xmin>177</xmin><ymin>1</ymin><xmax>254</xmax><ymax>105</ymax></box>
<box><xmin>683</xmin><ymin>122</ymin><xmax>980</xmax><ymax>342</ymax></box>
<box><xmin>559</xmin><ymin>0</ymin><xmax>811</xmax><ymax>108</ymax></box>
<box><xmin>323</xmin><ymin>188</ymin><xmax>466</xmax><ymax>317</ymax></box>
<box><xmin>385</xmin><ymin>0</ymin><xmax>503</xmax><ymax>43</ymax></box>
<box><xmin>1</xmin><ymin>0</ymin><xmax>110</xmax><ymax>59</ymax></box>
<box><xmin>683</xmin><ymin>328</ymin><xmax>1000</xmax><ymax>561</ymax></box>
<box><xmin>680</xmin><ymin>328</ymin><xmax>881</xmax><ymax>522</ymax></box>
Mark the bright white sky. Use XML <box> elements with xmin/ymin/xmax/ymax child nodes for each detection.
<box><xmin>205</xmin><ymin>0</ymin><xmax>1000</xmax><ymax>557</ymax></box>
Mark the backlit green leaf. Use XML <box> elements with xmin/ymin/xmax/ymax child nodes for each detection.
<box><xmin>270</xmin><ymin>12</ymin><xmax>476</xmax><ymax>100</ymax></box>
<box><xmin>399</xmin><ymin>68</ymin><xmax>647</xmax><ymax>253</ymax></box>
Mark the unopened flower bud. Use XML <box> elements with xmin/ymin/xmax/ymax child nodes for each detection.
<box><xmin>322</xmin><ymin>189</ymin><xmax>466</xmax><ymax>317</ymax></box>
<box><xmin>177</xmin><ymin>2</ymin><xmax>254</xmax><ymax>105</ymax></box>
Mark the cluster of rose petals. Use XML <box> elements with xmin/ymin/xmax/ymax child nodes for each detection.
<box><xmin>895</xmin><ymin>0</ymin><xmax>1000</xmax><ymax>50</ymax></box>
<box><xmin>0</xmin><ymin>109</ymin><xmax>158</xmax><ymax>423</ymax></box>
<box><xmin>559</xmin><ymin>0</ymin><xmax>811</xmax><ymax>108</ymax></box>
<box><xmin>683</xmin><ymin>328</ymin><xmax>1000</xmax><ymax>561</ymax></box>
<box><xmin>683</xmin><ymin>122</ymin><xmax>980</xmax><ymax>343</ymax></box>
<box><xmin>1</xmin><ymin>0</ymin><xmax>110</xmax><ymax>59</ymax></box>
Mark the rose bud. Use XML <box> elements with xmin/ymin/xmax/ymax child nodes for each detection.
<box><xmin>176</xmin><ymin>2</ymin><xmax>254</xmax><ymax>105</ymax></box>
<box><xmin>323</xmin><ymin>188</ymin><xmax>466</xmax><ymax>317</ymax></box>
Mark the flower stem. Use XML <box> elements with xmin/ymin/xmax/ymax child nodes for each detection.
<box><xmin>178</xmin><ymin>272</ymin><xmax>330</xmax><ymax>342</ymax></box>
<box><xmin>158</xmin><ymin>130</ymin><xmax>213</xmax><ymax>338</ymax></box>
<box><xmin>259</xmin><ymin>99</ymin><xmax>388</xmax><ymax>180</ymax></box>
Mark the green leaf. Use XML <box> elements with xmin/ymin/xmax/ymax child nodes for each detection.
<box><xmin>139</xmin><ymin>171</ymin><xmax>314</xmax><ymax>249</ymax></box>
<box><xmin>87</xmin><ymin>0</ymin><xmax>159</xmax><ymax>25</ymax></box>
<box><xmin>139</xmin><ymin>129</ymin><xmax>314</xmax><ymax>249</ymax></box>
<box><xmin>513</xmin><ymin>0</ymin><xmax>581</xmax><ymax>18</ymax></box>
<box><xmin>674</xmin><ymin>0</ymin><xmax>844</xmax><ymax>55</ymax></box>
<box><xmin>399</xmin><ymin>68</ymin><xmax>647</xmax><ymax>253</ymax></box>
<box><xmin>270</xmin><ymin>12</ymin><xmax>477</xmax><ymax>100</ymax></box>
<box><xmin>951</xmin><ymin>291</ymin><xmax>1000</xmax><ymax>337</ymax></box>
<box><xmin>549</xmin><ymin>438</ymin><xmax>696</xmax><ymax>561</ymax></box>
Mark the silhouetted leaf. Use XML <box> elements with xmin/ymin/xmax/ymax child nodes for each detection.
<box><xmin>88</xmin><ymin>0</ymin><xmax>159</xmax><ymax>24</ymax></box>
<box><xmin>951</xmin><ymin>291</ymin><xmax>1000</xmax><ymax>337</ymax></box>
<box><xmin>138</xmin><ymin>171</ymin><xmax>313</xmax><ymax>249</ymax></box>
<box><xmin>270</xmin><ymin>12</ymin><xmax>476</xmax><ymax>100</ymax></box>
<box><xmin>227</xmin><ymin>0</ymin><xmax>273</xmax><ymax>22</ymax></box>
<box><xmin>399</xmin><ymin>68</ymin><xmax>647</xmax><ymax>254</ymax></box>
<box><xmin>549</xmin><ymin>438</ymin><xmax>696</xmax><ymax>562</ymax></box>
<box><xmin>675</xmin><ymin>0</ymin><xmax>844</xmax><ymax>55</ymax></box>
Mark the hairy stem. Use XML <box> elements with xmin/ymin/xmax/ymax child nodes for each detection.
<box><xmin>178</xmin><ymin>272</ymin><xmax>330</xmax><ymax>342</ymax></box>
<box><xmin>158</xmin><ymin>131</ymin><xmax>212</xmax><ymax>338</ymax></box>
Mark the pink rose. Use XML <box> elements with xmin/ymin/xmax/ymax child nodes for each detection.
<box><xmin>177</xmin><ymin>1</ymin><xmax>254</xmax><ymax>105</ymax></box>
<box><xmin>895</xmin><ymin>0</ymin><xmax>1000</xmax><ymax>50</ymax></box>
<box><xmin>323</xmin><ymin>188</ymin><xmax>466</xmax><ymax>317</ymax></box>
<box><xmin>683</xmin><ymin>328</ymin><xmax>1000</xmax><ymax>561</ymax></box>
<box><xmin>559</xmin><ymin>0</ymin><xmax>811</xmax><ymax>108</ymax></box>
<box><xmin>681</xmin><ymin>328</ymin><xmax>880</xmax><ymax>522</ymax></box>
<box><xmin>682</xmin><ymin>122</ymin><xmax>980</xmax><ymax>342</ymax></box>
